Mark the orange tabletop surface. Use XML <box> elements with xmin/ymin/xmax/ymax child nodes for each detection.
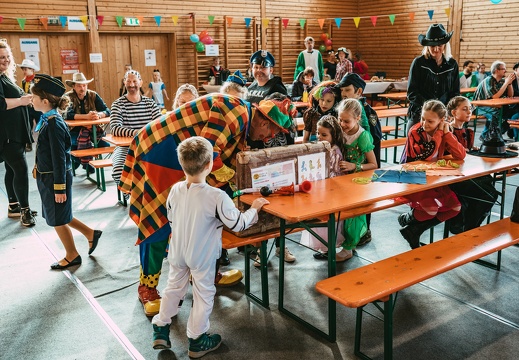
<box><xmin>240</xmin><ymin>154</ymin><xmax>519</xmax><ymax>223</ymax></box>
<box><xmin>102</xmin><ymin>134</ymin><xmax>132</xmax><ymax>147</ymax></box>
<box><xmin>64</xmin><ymin>118</ymin><xmax>110</xmax><ymax>127</ymax></box>
<box><xmin>375</xmin><ymin>107</ymin><xmax>408</xmax><ymax>119</ymax></box>
<box><xmin>378</xmin><ymin>92</ymin><xmax>407</xmax><ymax>101</ymax></box>
<box><xmin>471</xmin><ymin>97</ymin><xmax>519</xmax><ymax>108</ymax></box>
<box><xmin>460</xmin><ymin>87</ymin><xmax>477</xmax><ymax>94</ymax></box>
<box><xmin>293</xmin><ymin>101</ymin><xmax>310</xmax><ymax>109</ymax></box>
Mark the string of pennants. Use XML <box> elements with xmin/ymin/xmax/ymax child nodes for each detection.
<box><xmin>0</xmin><ymin>8</ymin><xmax>462</xmax><ymax>31</ymax></box>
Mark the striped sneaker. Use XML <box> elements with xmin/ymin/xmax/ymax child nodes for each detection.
<box><xmin>188</xmin><ymin>333</ymin><xmax>222</xmax><ymax>358</ymax></box>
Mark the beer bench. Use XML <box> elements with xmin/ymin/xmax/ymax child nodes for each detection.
<box><xmin>380</xmin><ymin>137</ymin><xmax>407</xmax><ymax>163</ymax></box>
<box><xmin>70</xmin><ymin>147</ymin><xmax>114</xmax><ymax>190</ymax></box>
<box><xmin>316</xmin><ymin>218</ymin><xmax>519</xmax><ymax>360</ymax></box>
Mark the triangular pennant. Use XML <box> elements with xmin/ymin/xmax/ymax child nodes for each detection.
<box><xmin>96</xmin><ymin>15</ymin><xmax>104</xmax><ymax>26</ymax></box>
<box><xmin>171</xmin><ymin>16</ymin><xmax>178</xmax><ymax>25</ymax></box>
<box><xmin>244</xmin><ymin>17</ymin><xmax>251</xmax><ymax>28</ymax></box>
<box><xmin>79</xmin><ymin>15</ymin><xmax>88</xmax><ymax>27</ymax></box>
<box><xmin>262</xmin><ymin>18</ymin><xmax>270</xmax><ymax>28</ymax></box>
<box><xmin>115</xmin><ymin>16</ymin><xmax>123</xmax><ymax>28</ymax></box>
<box><xmin>409</xmin><ymin>12</ymin><xmax>415</xmax><ymax>22</ymax></box>
<box><xmin>370</xmin><ymin>16</ymin><xmax>377</xmax><ymax>27</ymax></box>
<box><xmin>318</xmin><ymin>19</ymin><xmax>325</xmax><ymax>29</ymax></box>
<box><xmin>17</xmin><ymin>18</ymin><xmax>26</xmax><ymax>30</ymax></box>
<box><xmin>389</xmin><ymin>15</ymin><xmax>396</xmax><ymax>25</ymax></box>
<box><xmin>154</xmin><ymin>16</ymin><xmax>161</xmax><ymax>26</ymax></box>
<box><xmin>353</xmin><ymin>17</ymin><xmax>360</xmax><ymax>28</ymax></box>
<box><xmin>299</xmin><ymin>19</ymin><xmax>306</xmax><ymax>29</ymax></box>
<box><xmin>444</xmin><ymin>8</ymin><xmax>451</xmax><ymax>17</ymax></box>
<box><xmin>427</xmin><ymin>10</ymin><xmax>434</xmax><ymax>20</ymax></box>
<box><xmin>282</xmin><ymin>18</ymin><xmax>289</xmax><ymax>29</ymax></box>
<box><xmin>0</xmin><ymin>16</ymin><xmax>3</xmax><ymax>23</ymax></box>
<box><xmin>59</xmin><ymin>16</ymin><xmax>67</xmax><ymax>28</ymax></box>
<box><xmin>226</xmin><ymin>17</ymin><xmax>233</xmax><ymax>27</ymax></box>
<box><xmin>40</xmin><ymin>17</ymin><xmax>48</xmax><ymax>30</ymax></box>
<box><xmin>208</xmin><ymin>15</ymin><xmax>215</xmax><ymax>25</ymax></box>
<box><xmin>136</xmin><ymin>16</ymin><xmax>143</xmax><ymax>26</ymax></box>
<box><xmin>334</xmin><ymin>18</ymin><xmax>342</xmax><ymax>29</ymax></box>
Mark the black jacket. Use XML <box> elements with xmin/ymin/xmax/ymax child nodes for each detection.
<box><xmin>246</xmin><ymin>76</ymin><xmax>287</xmax><ymax>105</ymax></box>
<box><xmin>290</xmin><ymin>71</ymin><xmax>317</xmax><ymax>102</ymax></box>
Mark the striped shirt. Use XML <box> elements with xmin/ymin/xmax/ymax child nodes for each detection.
<box><xmin>110</xmin><ymin>96</ymin><xmax>161</xmax><ymax>137</ymax></box>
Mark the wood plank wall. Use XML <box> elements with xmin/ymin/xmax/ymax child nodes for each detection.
<box><xmin>1</xmin><ymin>0</ymin><xmax>518</xmax><ymax>107</ymax></box>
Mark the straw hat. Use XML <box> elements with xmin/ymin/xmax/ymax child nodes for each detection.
<box><xmin>65</xmin><ymin>72</ymin><xmax>94</xmax><ymax>87</ymax></box>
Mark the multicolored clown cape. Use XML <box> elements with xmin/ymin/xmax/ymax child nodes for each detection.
<box><xmin>119</xmin><ymin>94</ymin><xmax>252</xmax><ymax>246</ymax></box>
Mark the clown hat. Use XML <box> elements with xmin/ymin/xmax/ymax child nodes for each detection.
<box><xmin>253</xmin><ymin>99</ymin><xmax>295</xmax><ymax>132</ymax></box>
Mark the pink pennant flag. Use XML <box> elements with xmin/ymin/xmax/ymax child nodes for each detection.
<box><xmin>282</xmin><ymin>18</ymin><xmax>289</xmax><ymax>29</ymax></box>
<box><xmin>171</xmin><ymin>16</ymin><xmax>178</xmax><ymax>26</ymax></box>
<box><xmin>353</xmin><ymin>17</ymin><xmax>360</xmax><ymax>28</ymax></box>
<box><xmin>226</xmin><ymin>17</ymin><xmax>233</xmax><ymax>27</ymax></box>
<box><xmin>0</xmin><ymin>16</ymin><xmax>3</xmax><ymax>23</ymax></box>
<box><xmin>318</xmin><ymin>19</ymin><xmax>325</xmax><ymax>29</ymax></box>
<box><xmin>371</xmin><ymin>16</ymin><xmax>377</xmax><ymax>27</ymax></box>
<box><xmin>96</xmin><ymin>15</ymin><xmax>104</xmax><ymax>26</ymax></box>
<box><xmin>40</xmin><ymin>17</ymin><xmax>48</xmax><ymax>30</ymax></box>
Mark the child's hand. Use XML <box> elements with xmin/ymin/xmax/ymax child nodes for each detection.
<box><xmin>55</xmin><ymin>193</ymin><xmax>67</xmax><ymax>203</ymax></box>
<box><xmin>440</xmin><ymin>121</ymin><xmax>451</xmax><ymax>133</ymax></box>
<box><xmin>251</xmin><ymin>197</ymin><xmax>270</xmax><ymax>211</ymax></box>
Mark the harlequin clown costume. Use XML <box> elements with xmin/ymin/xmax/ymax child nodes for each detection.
<box><xmin>119</xmin><ymin>94</ymin><xmax>293</xmax><ymax>316</ymax></box>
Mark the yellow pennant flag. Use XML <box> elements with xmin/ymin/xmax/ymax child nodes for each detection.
<box><xmin>79</xmin><ymin>15</ymin><xmax>88</xmax><ymax>27</ymax></box>
<box><xmin>171</xmin><ymin>16</ymin><xmax>178</xmax><ymax>25</ymax></box>
<box><xmin>444</xmin><ymin>8</ymin><xmax>451</xmax><ymax>17</ymax></box>
<box><xmin>353</xmin><ymin>17</ymin><xmax>361</xmax><ymax>28</ymax></box>
<box><xmin>262</xmin><ymin>18</ymin><xmax>269</xmax><ymax>28</ymax></box>
<box><xmin>318</xmin><ymin>19</ymin><xmax>325</xmax><ymax>29</ymax></box>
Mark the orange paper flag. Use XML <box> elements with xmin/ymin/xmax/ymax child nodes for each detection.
<box><xmin>40</xmin><ymin>17</ymin><xmax>48</xmax><ymax>30</ymax></box>
<box><xmin>226</xmin><ymin>17</ymin><xmax>233</xmax><ymax>27</ymax></box>
<box><xmin>318</xmin><ymin>19</ymin><xmax>325</xmax><ymax>29</ymax></box>
<box><xmin>136</xmin><ymin>16</ymin><xmax>144</xmax><ymax>26</ymax></box>
<box><xmin>409</xmin><ymin>12</ymin><xmax>415</xmax><ymax>22</ymax></box>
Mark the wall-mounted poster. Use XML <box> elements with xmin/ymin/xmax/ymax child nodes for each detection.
<box><xmin>60</xmin><ymin>49</ymin><xmax>79</xmax><ymax>74</ymax></box>
<box><xmin>145</xmin><ymin>50</ymin><xmax>156</xmax><ymax>67</ymax></box>
<box><xmin>20</xmin><ymin>38</ymin><xmax>40</xmax><ymax>52</ymax></box>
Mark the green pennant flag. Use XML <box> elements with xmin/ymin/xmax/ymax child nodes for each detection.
<box><xmin>389</xmin><ymin>14</ymin><xmax>396</xmax><ymax>25</ymax></box>
<box><xmin>208</xmin><ymin>15</ymin><xmax>215</xmax><ymax>25</ymax></box>
<box><xmin>116</xmin><ymin>16</ymin><xmax>123</xmax><ymax>28</ymax></box>
<box><xmin>17</xmin><ymin>18</ymin><xmax>26</xmax><ymax>30</ymax></box>
<box><xmin>299</xmin><ymin>19</ymin><xmax>306</xmax><ymax>29</ymax></box>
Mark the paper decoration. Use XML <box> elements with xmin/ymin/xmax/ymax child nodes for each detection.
<box><xmin>68</xmin><ymin>16</ymin><xmax>87</xmax><ymax>30</ymax></box>
<box><xmin>226</xmin><ymin>17</ymin><xmax>233</xmax><ymax>27</ymax></box>
<box><xmin>353</xmin><ymin>17</ymin><xmax>360</xmax><ymax>28</ymax></box>
<box><xmin>299</xmin><ymin>19</ymin><xmax>306</xmax><ymax>29</ymax></box>
<box><xmin>371</xmin><ymin>16</ymin><xmax>377</xmax><ymax>27</ymax></box>
<box><xmin>145</xmin><ymin>49</ymin><xmax>156</xmax><ymax>67</ymax></box>
<box><xmin>97</xmin><ymin>16</ymin><xmax>104</xmax><ymax>26</ymax></box>
<box><xmin>490</xmin><ymin>0</ymin><xmax>503</xmax><ymax>4</ymax></box>
<box><xmin>79</xmin><ymin>15</ymin><xmax>88</xmax><ymax>27</ymax></box>
<box><xmin>60</xmin><ymin>49</ymin><xmax>79</xmax><ymax>74</ymax></box>
<box><xmin>40</xmin><ymin>17</ymin><xmax>48</xmax><ymax>30</ymax></box>
<box><xmin>116</xmin><ymin>16</ymin><xmax>123</xmax><ymax>27</ymax></box>
<box><xmin>59</xmin><ymin>16</ymin><xmax>67</xmax><ymax>28</ymax></box>
<box><xmin>89</xmin><ymin>53</ymin><xmax>102</xmax><ymax>63</ymax></box>
<box><xmin>427</xmin><ymin>10</ymin><xmax>434</xmax><ymax>20</ymax></box>
<box><xmin>136</xmin><ymin>16</ymin><xmax>143</xmax><ymax>26</ymax></box>
<box><xmin>334</xmin><ymin>18</ymin><xmax>341</xmax><ymax>29</ymax></box>
<box><xmin>444</xmin><ymin>8</ymin><xmax>451</xmax><ymax>17</ymax></box>
<box><xmin>389</xmin><ymin>14</ymin><xmax>396</xmax><ymax>25</ymax></box>
<box><xmin>318</xmin><ymin>19</ymin><xmax>325</xmax><ymax>29</ymax></box>
<box><xmin>208</xmin><ymin>15</ymin><xmax>215</xmax><ymax>25</ymax></box>
<box><xmin>263</xmin><ymin>18</ymin><xmax>270</xmax><ymax>28</ymax></box>
<box><xmin>244</xmin><ymin>17</ymin><xmax>251</xmax><ymax>28</ymax></box>
<box><xmin>17</xmin><ymin>18</ymin><xmax>26</xmax><ymax>30</ymax></box>
<box><xmin>409</xmin><ymin>13</ymin><xmax>415</xmax><ymax>22</ymax></box>
<box><xmin>282</xmin><ymin>18</ymin><xmax>289</xmax><ymax>29</ymax></box>
<box><xmin>0</xmin><ymin>16</ymin><xmax>3</xmax><ymax>23</ymax></box>
<box><xmin>298</xmin><ymin>153</ymin><xmax>326</xmax><ymax>183</ymax></box>
<box><xmin>154</xmin><ymin>16</ymin><xmax>161</xmax><ymax>26</ymax></box>
<box><xmin>171</xmin><ymin>16</ymin><xmax>178</xmax><ymax>25</ymax></box>
<box><xmin>20</xmin><ymin>38</ymin><xmax>40</xmax><ymax>52</ymax></box>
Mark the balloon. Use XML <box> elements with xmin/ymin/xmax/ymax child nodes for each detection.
<box><xmin>320</xmin><ymin>33</ymin><xmax>328</xmax><ymax>41</ymax></box>
<box><xmin>199</xmin><ymin>30</ymin><xmax>209</xmax><ymax>39</ymax></box>
<box><xmin>326</xmin><ymin>45</ymin><xmax>333</xmax><ymax>51</ymax></box>
<box><xmin>189</xmin><ymin>34</ymin><xmax>199</xmax><ymax>43</ymax></box>
<box><xmin>201</xmin><ymin>36</ymin><xmax>214</xmax><ymax>45</ymax></box>
<box><xmin>319</xmin><ymin>44</ymin><xmax>326</xmax><ymax>52</ymax></box>
<box><xmin>195</xmin><ymin>41</ymin><xmax>205</xmax><ymax>52</ymax></box>
<box><xmin>324</xmin><ymin>39</ymin><xmax>332</xmax><ymax>46</ymax></box>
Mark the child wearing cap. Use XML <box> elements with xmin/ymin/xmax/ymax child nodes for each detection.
<box><xmin>30</xmin><ymin>74</ymin><xmax>102</xmax><ymax>270</ymax></box>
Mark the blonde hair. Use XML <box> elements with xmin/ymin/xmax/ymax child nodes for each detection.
<box><xmin>422</xmin><ymin>99</ymin><xmax>447</xmax><ymax>120</ymax></box>
<box><xmin>173</xmin><ymin>84</ymin><xmax>199</xmax><ymax>109</ymax></box>
<box><xmin>421</xmin><ymin>42</ymin><xmax>452</xmax><ymax>60</ymax></box>
<box><xmin>336</xmin><ymin>98</ymin><xmax>362</xmax><ymax>120</ymax></box>
<box><xmin>177</xmin><ymin>136</ymin><xmax>213</xmax><ymax>176</ymax></box>
<box><xmin>0</xmin><ymin>40</ymin><xmax>17</xmax><ymax>81</ymax></box>
<box><xmin>220</xmin><ymin>82</ymin><xmax>248</xmax><ymax>99</ymax></box>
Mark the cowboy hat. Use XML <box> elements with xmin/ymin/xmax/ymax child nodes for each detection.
<box><xmin>65</xmin><ymin>72</ymin><xmax>94</xmax><ymax>87</ymax></box>
<box><xmin>16</xmin><ymin>59</ymin><xmax>40</xmax><ymax>71</ymax></box>
<box><xmin>418</xmin><ymin>24</ymin><xmax>453</xmax><ymax>46</ymax></box>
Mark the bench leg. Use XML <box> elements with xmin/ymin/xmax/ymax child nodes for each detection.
<box><xmin>244</xmin><ymin>241</ymin><xmax>270</xmax><ymax>309</ymax></box>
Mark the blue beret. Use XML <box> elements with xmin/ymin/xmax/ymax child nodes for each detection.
<box><xmin>336</xmin><ymin>73</ymin><xmax>366</xmax><ymax>91</ymax></box>
<box><xmin>32</xmin><ymin>74</ymin><xmax>66</xmax><ymax>97</ymax></box>
<box><xmin>250</xmin><ymin>50</ymin><xmax>275</xmax><ymax>67</ymax></box>
<box><xmin>226</xmin><ymin>70</ymin><xmax>247</xmax><ymax>86</ymax></box>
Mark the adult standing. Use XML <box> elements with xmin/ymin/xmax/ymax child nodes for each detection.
<box><xmin>119</xmin><ymin>95</ymin><xmax>293</xmax><ymax>316</ymax></box>
<box><xmin>17</xmin><ymin>59</ymin><xmax>40</xmax><ymax>152</ymax></box>
<box><xmin>294</xmin><ymin>37</ymin><xmax>324</xmax><ymax>83</ymax></box>
<box><xmin>407</xmin><ymin>24</ymin><xmax>460</xmax><ymax>132</ymax></box>
<box><xmin>352</xmin><ymin>52</ymin><xmax>370</xmax><ymax>80</ymax></box>
<box><xmin>334</xmin><ymin>47</ymin><xmax>353</xmax><ymax>82</ymax></box>
<box><xmin>246</xmin><ymin>50</ymin><xmax>287</xmax><ymax>105</ymax></box>
<box><xmin>110</xmin><ymin>70</ymin><xmax>162</xmax><ymax>186</ymax></box>
<box><xmin>0</xmin><ymin>40</ymin><xmax>36</xmax><ymax>227</ymax></box>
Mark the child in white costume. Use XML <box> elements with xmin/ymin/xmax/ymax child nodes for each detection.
<box><xmin>151</xmin><ymin>136</ymin><xmax>269</xmax><ymax>358</ymax></box>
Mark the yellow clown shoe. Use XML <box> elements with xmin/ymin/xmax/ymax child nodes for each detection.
<box><xmin>143</xmin><ymin>299</ymin><xmax>161</xmax><ymax>317</ymax></box>
<box><xmin>138</xmin><ymin>284</ymin><xmax>161</xmax><ymax>316</ymax></box>
<box><xmin>215</xmin><ymin>269</ymin><xmax>243</xmax><ymax>287</ymax></box>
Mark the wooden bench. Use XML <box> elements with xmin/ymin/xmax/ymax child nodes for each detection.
<box><xmin>70</xmin><ymin>146</ymin><xmax>114</xmax><ymax>190</ymax></box>
<box><xmin>380</xmin><ymin>137</ymin><xmax>407</xmax><ymax>163</ymax></box>
<box><xmin>316</xmin><ymin>218</ymin><xmax>519</xmax><ymax>360</ymax></box>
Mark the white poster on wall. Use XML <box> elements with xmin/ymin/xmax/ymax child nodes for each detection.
<box><xmin>68</xmin><ymin>17</ymin><xmax>86</xmax><ymax>31</ymax></box>
<box><xmin>24</xmin><ymin>52</ymin><xmax>40</xmax><ymax>69</ymax></box>
<box><xmin>20</xmin><ymin>38</ymin><xmax>40</xmax><ymax>52</ymax></box>
<box><xmin>145</xmin><ymin>50</ymin><xmax>156</xmax><ymax>67</ymax></box>
<box><xmin>205</xmin><ymin>45</ymin><xmax>219</xmax><ymax>56</ymax></box>
<box><xmin>89</xmin><ymin>53</ymin><xmax>103</xmax><ymax>63</ymax></box>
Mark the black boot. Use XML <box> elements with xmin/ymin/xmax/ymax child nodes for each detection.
<box><xmin>218</xmin><ymin>249</ymin><xmax>230</xmax><ymax>266</ymax></box>
<box><xmin>399</xmin><ymin>218</ymin><xmax>441</xmax><ymax>249</ymax></box>
<box><xmin>398</xmin><ymin>210</ymin><xmax>416</xmax><ymax>227</ymax></box>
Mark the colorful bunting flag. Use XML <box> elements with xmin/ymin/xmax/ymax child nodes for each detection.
<box><xmin>136</xmin><ymin>16</ymin><xmax>143</xmax><ymax>26</ymax></box>
<box><xmin>445</xmin><ymin>8</ymin><xmax>451</xmax><ymax>17</ymax></box>
<box><xmin>154</xmin><ymin>16</ymin><xmax>161</xmax><ymax>26</ymax></box>
<box><xmin>262</xmin><ymin>18</ymin><xmax>270</xmax><ymax>28</ymax></box>
<box><xmin>208</xmin><ymin>15</ymin><xmax>215</xmax><ymax>25</ymax></box>
<box><xmin>59</xmin><ymin>16</ymin><xmax>67</xmax><ymax>28</ymax></box>
<box><xmin>409</xmin><ymin>12</ymin><xmax>415</xmax><ymax>22</ymax></box>
<box><xmin>244</xmin><ymin>17</ymin><xmax>251</xmax><ymax>28</ymax></box>
<box><xmin>97</xmin><ymin>15</ymin><xmax>104</xmax><ymax>26</ymax></box>
<box><xmin>17</xmin><ymin>18</ymin><xmax>26</xmax><ymax>30</ymax></box>
<box><xmin>427</xmin><ymin>10</ymin><xmax>434</xmax><ymax>20</ymax></box>
<box><xmin>299</xmin><ymin>19</ymin><xmax>306</xmax><ymax>29</ymax></box>
<box><xmin>226</xmin><ymin>17</ymin><xmax>233</xmax><ymax>27</ymax></box>
<box><xmin>79</xmin><ymin>15</ymin><xmax>88</xmax><ymax>27</ymax></box>
<box><xmin>318</xmin><ymin>19</ymin><xmax>325</xmax><ymax>29</ymax></box>
<box><xmin>371</xmin><ymin>16</ymin><xmax>377</xmax><ymax>27</ymax></box>
<box><xmin>282</xmin><ymin>18</ymin><xmax>289</xmax><ymax>29</ymax></box>
<box><xmin>0</xmin><ymin>16</ymin><xmax>3</xmax><ymax>23</ymax></box>
<box><xmin>115</xmin><ymin>16</ymin><xmax>123</xmax><ymax>28</ymax></box>
<box><xmin>389</xmin><ymin>15</ymin><xmax>396</xmax><ymax>25</ymax></box>
<box><xmin>334</xmin><ymin>18</ymin><xmax>342</xmax><ymax>29</ymax></box>
<box><xmin>171</xmin><ymin>16</ymin><xmax>178</xmax><ymax>25</ymax></box>
<box><xmin>353</xmin><ymin>17</ymin><xmax>360</xmax><ymax>28</ymax></box>
<box><xmin>40</xmin><ymin>17</ymin><xmax>48</xmax><ymax>30</ymax></box>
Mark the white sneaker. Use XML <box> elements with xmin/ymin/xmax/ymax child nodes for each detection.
<box><xmin>253</xmin><ymin>249</ymin><xmax>261</xmax><ymax>267</ymax></box>
<box><xmin>276</xmin><ymin>246</ymin><xmax>296</xmax><ymax>263</ymax></box>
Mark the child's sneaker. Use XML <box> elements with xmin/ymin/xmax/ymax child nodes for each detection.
<box><xmin>152</xmin><ymin>324</ymin><xmax>171</xmax><ymax>349</ymax></box>
<box><xmin>188</xmin><ymin>333</ymin><xmax>222</xmax><ymax>358</ymax></box>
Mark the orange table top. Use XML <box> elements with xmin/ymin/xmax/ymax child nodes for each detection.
<box><xmin>378</xmin><ymin>92</ymin><xmax>407</xmax><ymax>100</ymax></box>
<box><xmin>375</xmin><ymin>107</ymin><xmax>408</xmax><ymax>119</ymax></box>
<box><xmin>240</xmin><ymin>154</ymin><xmax>519</xmax><ymax>223</ymax></box>
<box><xmin>102</xmin><ymin>134</ymin><xmax>132</xmax><ymax>147</ymax></box>
<box><xmin>471</xmin><ymin>97</ymin><xmax>519</xmax><ymax>108</ymax></box>
<box><xmin>65</xmin><ymin>118</ymin><xmax>110</xmax><ymax>127</ymax></box>
<box><xmin>461</xmin><ymin>87</ymin><xmax>477</xmax><ymax>94</ymax></box>
<box><xmin>293</xmin><ymin>101</ymin><xmax>310</xmax><ymax>109</ymax></box>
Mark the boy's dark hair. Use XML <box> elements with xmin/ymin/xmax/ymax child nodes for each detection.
<box><xmin>177</xmin><ymin>136</ymin><xmax>213</xmax><ymax>176</ymax></box>
<box><xmin>514</xmin><ymin>62</ymin><xmax>519</xmax><ymax>71</ymax></box>
<box><xmin>302</xmin><ymin>67</ymin><xmax>315</xmax><ymax>77</ymax></box>
<box><xmin>463</xmin><ymin>60</ymin><xmax>474</xmax><ymax>68</ymax></box>
<box><xmin>317</xmin><ymin>114</ymin><xmax>344</xmax><ymax>150</ymax></box>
